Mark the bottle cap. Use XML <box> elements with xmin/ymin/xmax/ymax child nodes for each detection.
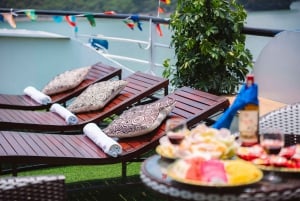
<box><xmin>246</xmin><ymin>74</ymin><xmax>254</xmax><ymax>83</ymax></box>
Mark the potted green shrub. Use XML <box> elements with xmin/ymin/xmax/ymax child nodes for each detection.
<box><xmin>163</xmin><ymin>0</ymin><xmax>253</xmax><ymax>95</ymax></box>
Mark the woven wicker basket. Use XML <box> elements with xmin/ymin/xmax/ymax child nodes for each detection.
<box><xmin>0</xmin><ymin>175</ymin><xmax>66</xmax><ymax>201</ymax></box>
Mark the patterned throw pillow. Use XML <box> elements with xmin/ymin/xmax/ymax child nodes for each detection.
<box><xmin>103</xmin><ymin>97</ymin><xmax>176</xmax><ymax>138</ymax></box>
<box><xmin>42</xmin><ymin>66</ymin><xmax>91</xmax><ymax>95</ymax></box>
<box><xmin>67</xmin><ymin>80</ymin><xmax>128</xmax><ymax>113</ymax></box>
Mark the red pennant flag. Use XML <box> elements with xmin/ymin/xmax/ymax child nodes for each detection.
<box><xmin>65</xmin><ymin>15</ymin><xmax>76</xmax><ymax>27</ymax></box>
<box><xmin>158</xmin><ymin>7</ymin><xmax>165</xmax><ymax>14</ymax></box>
<box><xmin>156</xmin><ymin>24</ymin><xmax>163</xmax><ymax>37</ymax></box>
<box><xmin>123</xmin><ymin>19</ymin><xmax>135</xmax><ymax>30</ymax></box>
<box><xmin>104</xmin><ymin>11</ymin><xmax>116</xmax><ymax>15</ymax></box>
<box><xmin>160</xmin><ymin>0</ymin><xmax>171</xmax><ymax>5</ymax></box>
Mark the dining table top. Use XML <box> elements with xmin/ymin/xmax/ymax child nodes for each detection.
<box><xmin>225</xmin><ymin>95</ymin><xmax>286</xmax><ymax>117</ymax></box>
<box><xmin>141</xmin><ymin>154</ymin><xmax>300</xmax><ymax>201</ymax></box>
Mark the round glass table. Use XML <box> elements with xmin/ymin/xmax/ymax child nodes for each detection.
<box><xmin>141</xmin><ymin>155</ymin><xmax>300</xmax><ymax>201</ymax></box>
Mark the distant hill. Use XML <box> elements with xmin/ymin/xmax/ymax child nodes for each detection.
<box><xmin>1</xmin><ymin>0</ymin><xmax>294</xmax><ymax>14</ymax></box>
<box><xmin>237</xmin><ymin>0</ymin><xmax>294</xmax><ymax>10</ymax></box>
<box><xmin>0</xmin><ymin>0</ymin><xmax>177</xmax><ymax>14</ymax></box>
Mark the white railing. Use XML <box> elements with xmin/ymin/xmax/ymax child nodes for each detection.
<box><xmin>0</xmin><ymin>8</ymin><xmax>283</xmax><ymax>79</ymax></box>
<box><xmin>76</xmin><ymin>18</ymin><xmax>173</xmax><ymax>76</ymax></box>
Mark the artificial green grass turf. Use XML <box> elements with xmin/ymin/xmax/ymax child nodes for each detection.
<box><xmin>15</xmin><ymin>149</ymin><xmax>157</xmax><ymax>183</ymax></box>
<box><xmin>17</xmin><ymin>162</ymin><xmax>141</xmax><ymax>183</ymax></box>
<box><xmin>14</xmin><ymin>162</ymin><xmax>168</xmax><ymax>201</ymax></box>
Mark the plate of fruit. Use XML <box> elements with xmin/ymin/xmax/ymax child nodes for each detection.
<box><xmin>167</xmin><ymin>157</ymin><xmax>263</xmax><ymax>187</ymax></box>
<box><xmin>237</xmin><ymin>144</ymin><xmax>300</xmax><ymax>172</ymax></box>
<box><xmin>157</xmin><ymin>124</ymin><xmax>239</xmax><ymax>160</ymax></box>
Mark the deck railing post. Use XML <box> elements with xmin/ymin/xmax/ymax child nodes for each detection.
<box><xmin>147</xmin><ymin>18</ymin><xmax>155</xmax><ymax>75</ymax></box>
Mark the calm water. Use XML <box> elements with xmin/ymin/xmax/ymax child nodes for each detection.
<box><xmin>0</xmin><ymin>2</ymin><xmax>300</xmax><ymax>94</ymax></box>
<box><xmin>245</xmin><ymin>2</ymin><xmax>300</xmax><ymax>59</ymax></box>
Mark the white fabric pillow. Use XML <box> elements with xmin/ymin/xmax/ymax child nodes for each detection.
<box><xmin>67</xmin><ymin>80</ymin><xmax>128</xmax><ymax>113</ymax></box>
<box><xmin>103</xmin><ymin>98</ymin><xmax>176</xmax><ymax>138</ymax></box>
<box><xmin>42</xmin><ymin>66</ymin><xmax>91</xmax><ymax>95</ymax></box>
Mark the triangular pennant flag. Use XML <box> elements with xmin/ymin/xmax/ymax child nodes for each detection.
<box><xmin>53</xmin><ymin>16</ymin><xmax>63</xmax><ymax>23</ymax></box>
<box><xmin>1</xmin><ymin>13</ymin><xmax>16</xmax><ymax>28</ymax></box>
<box><xmin>130</xmin><ymin>15</ymin><xmax>142</xmax><ymax>31</ymax></box>
<box><xmin>25</xmin><ymin>9</ymin><xmax>37</xmax><ymax>21</ymax></box>
<box><xmin>123</xmin><ymin>19</ymin><xmax>135</xmax><ymax>30</ymax></box>
<box><xmin>137</xmin><ymin>22</ymin><xmax>143</xmax><ymax>31</ymax></box>
<box><xmin>65</xmin><ymin>15</ymin><xmax>76</xmax><ymax>27</ymax></box>
<box><xmin>104</xmin><ymin>11</ymin><xmax>116</xmax><ymax>15</ymax></box>
<box><xmin>130</xmin><ymin>15</ymin><xmax>139</xmax><ymax>22</ymax></box>
<box><xmin>158</xmin><ymin>7</ymin><xmax>165</xmax><ymax>14</ymax></box>
<box><xmin>85</xmin><ymin>14</ymin><xmax>96</xmax><ymax>27</ymax></box>
<box><xmin>65</xmin><ymin>15</ymin><xmax>78</xmax><ymax>34</ymax></box>
<box><xmin>160</xmin><ymin>0</ymin><xmax>171</xmax><ymax>5</ymax></box>
<box><xmin>156</xmin><ymin>24</ymin><xmax>163</xmax><ymax>36</ymax></box>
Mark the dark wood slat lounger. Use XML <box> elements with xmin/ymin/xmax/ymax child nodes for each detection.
<box><xmin>0</xmin><ymin>62</ymin><xmax>122</xmax><ymax>110</ymax></box>
<box><xmin>0</xmin><ymin>72</ymin><xmax>169</xmax><ymax>132</ymax></box>
<box><xmin>0</xmin><ymin>87</ymin><xmax>229</xmax><ymax>176</ymax></box>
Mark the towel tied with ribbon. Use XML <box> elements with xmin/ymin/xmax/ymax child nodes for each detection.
<box><xmin>50</xmin><ymin>103</ymin><xmax>78</xmax><ymax>125</ymax></box>
<box><xmin>23</xmin><ymin>86</ymin><xmax>52</xmax><ymax>105</ymax></box>
<box><xmin>213</xmin><ymin>83</ymin><xmax>259</xmax><ymax>129</ymax></box>
<box><xmin>83</xmin><ymin>123</ymin><xmax>122</xmax><ymax>157</ymax></box>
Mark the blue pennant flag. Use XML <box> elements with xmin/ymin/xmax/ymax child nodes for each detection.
<box><xmin>53</xmin><ymin>16</ymin><xmax>63</xmax><ymax>23</ymax></box>
<box><xmin>130</xmin><ymin>15</ymin><xmax>143</xmax><ymax>31</ymax></box>
<box><xmin>0</xmin><ymin>14</ymin><xmax>4</xmax><ymax>22</ymax></box>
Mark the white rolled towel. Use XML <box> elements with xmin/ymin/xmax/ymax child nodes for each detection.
<box><xmin>83</xmin><ymin>123</ymin><xmax>122</xmax><ymax>157</ymax></box>
<box><xmin>50</xmin><ymin>103</ymin><xmax>78</xmax><ymax>125</ymax></box>
<box><xmin>23</xmin><ymin>86</ymin><xmax>52</xmax><ymax>105</ymax></box>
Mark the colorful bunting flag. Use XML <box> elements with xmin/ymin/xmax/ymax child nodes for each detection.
<box><xmin>85</xmin><ymin>14</ymin><xmax>96</xmax><ymax>27</ymax></box>
<box><xmin>104</xmin><ymin>11</ymin><xmax>116</xmax><ymax>15</ymax></box>
<box><xmin>25</xmin><ymin>9</ymin><xmax>37</xmax><ymax>21</ymax></box>
<box><xmin>137</xmin><ymin>22</ymin><xmax>143</xmax><ymax>31</ymax></box>
<box><xmin>123</xmin><ymin>19</ymin><xmax>135</xmax><ymax>30</ymax></box>
<box><xmin>157</xmin><ymin>0</ymin><xmax>170</xmax><ymax>16</ymax></box>
<box><xmin>65</xmin><ymin>15</ymin><xmax>76</xmax><ymax>27</ymax></box>
<box><xmin>158</xmin><ymin>7</ymin><xmax>165</xmax><ymax>14</ymax></box>
<box><xmin>53</xmin><ymin>16</ymin><xmax>63</xmax><ymax>23</ymax></box>
<box><xmin>65</xmin><ymin>15</ymin><xmax>78</xmax><ymax>33</ymax></box>
<box><xmin>130</xmin><ymin>15</ymin><xmax>142</xmax><ymax>31</ymax></box>
<box><xmin>160</xmin><ymin>0</ymin><xmax>171</xmax><ymax>5</ymax></box>
<box><xmin>156</xmin><ymin>24</ymin><xmax>163</xmax><ymax>37</ymax></box>
<box><xmin>1</xmin><ymin>13</ymin><xmax>16</xmax><ymax>28</ymax></box>
<box><xmin>1</xmin><ymin>8</ymin><xmax>165</xmax><ymax>37</ymax></box>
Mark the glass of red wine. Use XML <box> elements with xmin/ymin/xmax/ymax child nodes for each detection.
<box><xmin>260</xmin><ymin>127</ymin><xmax>285</xmax><ymax>183</ymax></box>
<box><xmin>165</xmin><ymin>119</ymin><xmax>187</xmax><ymax>145</ymax></box>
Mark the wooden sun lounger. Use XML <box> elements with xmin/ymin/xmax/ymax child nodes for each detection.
<box><xmin>0</xmin><ymin>87</ymin><xmax>229</xmax><ymax>177</ymax></box>
<box><xmin>0</xmin><ymin>62</ymin><xmax>122</xmax><ymax>110</ymax></box>
<box><xmin>0</xmin><ymin>72</ymin><xmax>169</xmax><ymax>132</ymax></box>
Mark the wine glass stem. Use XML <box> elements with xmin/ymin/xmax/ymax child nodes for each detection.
<box><xmin>265</xmin><ymin>169</ymin><xmax>282</xmax><ymax>183</ymax></box>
